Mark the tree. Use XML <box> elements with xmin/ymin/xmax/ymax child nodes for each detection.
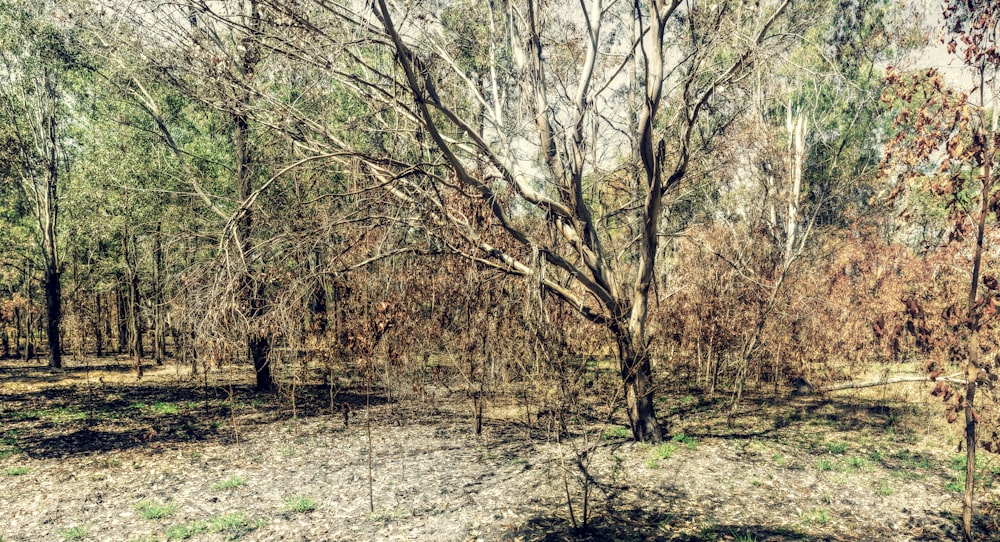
<box><xmin>880</xmin><ymin>2</ymin><xmax>1000</xmax><ymax>539</ymax></box>
<box><xmin>0</xmin><ymin>0</ymin><xmax>86</xmax><ymax>368</ymax></box>
<box><xmin>260</xmin><ymin>0</ymin><xmax>804</xmax><ymax>441</ymax></box>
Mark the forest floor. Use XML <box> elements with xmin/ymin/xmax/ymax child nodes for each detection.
<box><xmin>1</xmin><ymin>357</ymin><xmax>999</xmax><ymax>542</ymax></box>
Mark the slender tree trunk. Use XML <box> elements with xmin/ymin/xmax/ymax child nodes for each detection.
<box><xmin>116</xmin><ymin>286</ymin><xmax>127</xmax><ymax>354</ymax></box>
<box><xmin>962</xmin><ymin>130</ymin><xmax>991</xmax><ymax>542</ymax></box>
<box><xmin>94</xmin><ymin>292</ymin><xmax>104</xmax><ymax>357</ymax></box>
<box><xmin>234</xmin><ymin>0</ymin><xmax>271</xmax><ymax>392</ymax></box>
<box><xmin>153</xmin><ymin>222</ymin><xmax>165</xmax><ymax>364</ymax></box>
<box><xmin>13</xmin><ymin>306</ymin><xmax>22</xmax><ymax>359</ymax></box>
<box><xmin>44</xmin><ymin>262</ymin><xmax>61</xmax><ymax>368</ymax></box>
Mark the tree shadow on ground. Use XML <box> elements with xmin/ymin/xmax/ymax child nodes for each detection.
<box><xmin>0</xmin><ymin>372</ymin><xmax>387</xmax><ymax>459</ymax></box>
<box><xmin>507</xmin><ymin>508</ymin><xmax>851</xmax><ymax>541</ymax></box>
<box><xmin>664</xmin><ymin>391</ymin><xmax>925</xmax><ymax>443</ymax></box>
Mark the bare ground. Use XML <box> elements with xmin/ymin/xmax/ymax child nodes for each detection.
<box><xmin>1</xmin><ymin>358</ymin><xmax>999</xmax><ymax>542</ymax></box>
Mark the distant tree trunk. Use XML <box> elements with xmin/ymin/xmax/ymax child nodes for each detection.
<box><xmin>116</xmin><ymin>286</ymin><xmax>127</xmax><ymax>354</ymax></box>
<box><xmin>233</xmin><ymin>0</ymin><xmax>271</xmax><ymax>392</ymax></box>
<box><xmin>153</xmin><ymin>222</ymin><xmax>165</xmax><ymax>364</ymax></box>
<box><xmin>94</xmin><ymin>292</ymin><xmax>104</xmax><ymax>357</ymax></box>
<box><xmin>13</xmin><ymin>306</ymin><xmax>22</xmax><ymax>359</ymax></box>
<box><xmin>123</xmin><ymin>231</ymin><xmax>143</xmax><ymax>377</ymax></box>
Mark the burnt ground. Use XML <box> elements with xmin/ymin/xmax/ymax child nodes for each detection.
<box><xmin>1</xmin><ymin>357</ymin><xmax>999</xmax><ymax>542</ymax></box>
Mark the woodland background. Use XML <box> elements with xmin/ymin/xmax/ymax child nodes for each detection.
<box><xmin>4</xmin><ymin>0</ymin><xmax>1000</xmax><ymax>540</ymax></box>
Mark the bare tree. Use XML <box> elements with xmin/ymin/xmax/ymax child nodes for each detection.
<box><xmin>254</xmin><ymin>0</ymin><xmax>800</xmax><ymax>441</ymax></box>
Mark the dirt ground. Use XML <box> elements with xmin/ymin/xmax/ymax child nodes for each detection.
<box><xmin>1</xmin><ymin>357</ymin><xmax>999</xmax><ymax>542</ymax></box>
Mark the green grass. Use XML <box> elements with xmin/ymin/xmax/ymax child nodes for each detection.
<box><xmin>800</xmin><ymin>508</ymin><xmax>829</xmax><ymax>526</ymax></box>
<box><xmin>206</xmin><ymin>512</ymin><xmax>265</xmax><ymax>537</ymax></box>
<box><xmin>816</xmin><ymin>459</ymin><xmax>834</xmax><ymax>472</ymax></box>
<box><xmin>165</xmin><ymin>522</ymin><xmax>207</xmax><ymax>540</ymax></box>
<box><xmin>212</xmin><ymin>475</ymin><xmax>246</xmax><ymax>491</ymax></box>
<box><xmin>61</xmin><ymin>525</ymin><xmax>90</xmax><ymax>540</ymax></box>
<box><xmin>823</xmin><ymin>441</ymin><xmax>849</xmax><ymax>455</ymax></box>
<box><xmin>875</xmin><ymin>479</ymin><xmax>895</xmax><ymax>496</ymax></box>
<box><xmin>4</xmin><ymin>407</ymin><xmax>87</xmax><ymax>424</ymax></box>
<box><xmin>893</xmin><ymin>449</ymin><xmax>932</xmax><ymax>470</ymax></box>
<box><xmin>3</xmin><ymin>466</ymin><xmax>29</xmax><ymax>476</ymax></box>
<box><xmin>672</xmin><ymin>433</ymin><xmax>697</xmax><ymax>449</ymax></box>
<box><xmin>602</xmin><ymin>425</ymin><xmax>630</xmax><ymax>440</ymax></box>
<box><xmin>135</xmin><ymin>499</ymin><xmax>176</xmax><ymax>520</ymax></box>
<box><xmin>645</xmin><ymin>458</ymin><xmax>660</xmax><ymax>469</ymax></box>
<box><xmin>654</xmin><ymin>442</ymin><xmax>678</xmax><ymax>460</ymax></box>
<box><xmin>132</xmin><ymin>402</ymin><xmax>180</xmax><ymax>415</ymax></box>
<box><xmin>844</xmin><ymin>455</ymin><xmax>870</xmax><ymax>472</ymax></box>
<box><xmin>284</xmin><ymin>495</ymin><xmax>317</xmax><ymax>513</ymax></box>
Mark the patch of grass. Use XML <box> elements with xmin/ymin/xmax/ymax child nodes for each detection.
<box><xmin>875</xmin><ymin>479</ymin><xmax>895</xmax><ymax>496</ymax></box>
<box><xmin>823</xmin><ymin>441</ymin><xmax>849</xmax><ymax>455</ymax></box>
<box><xmin>800</xmin><ymin>508</ymin><xmax>830</xmax><ymax>526</ymax></box>
<box><xmin>13</xmin><ymin>406</ymin><xmax>87</xmax><ymax>424</ymax></box>
<box><xmin>132</xmin><ymin>402</ymin><xmax>180</xmax><ymax>415</ymax></box>
<box><xmin>283</xmin><ymin>495</ymin><xmax>317</xmax><ymax>513</ymax></box>
<box><xmin>602</xmin><ymin>425</ymin><xmax>630</xmax><ymax>440</ymax></box>
<box><xmin>61</xmin><ymin>525</ymin><xmax>90</xmax><ymax>540</ymax></box>
<box><xmin>893</xmin><ymin>449</ymin><xmax>932</xmax><ymax>470</ymax></box>
<box><xmin>672</xmin><ymin>433</ymin><xmax>697</xmax><ymax>449</ymax></box>
<box><xmin>206</xmin><ymin>511</ymin><xmax>265</xmax><ymax>537</ymax></box>
<box><xmin>750</xmin><ymin>479</ymin><xmax>762</xmax><ymax>487</ymax></box>
<box><xmin>946</xmin><ymin>479</ymin><xmax>964</xmax><ymax>493</ymax></box>
<box><xmin>816</xmin><ymin>459</ymin><xmax>834</xmax><ymax>472</ymax></box>
<box><xmin>697</xmin><ymin>517</ymin><xmax>719</xmax><ymax>541</ymax></box>
<box><xmin>165</xmin><ymin>522</ymin><xmax>207</xmax><ymax>540</ymax></box>
<box><xmin>369</xmin><ymin>508</ymin><xmax>405</xmax><ymax>523</ymax></box>
<box><xmin>135</xmin><ymin>499</ymin><xmax>176</xmax><ymax>520</ymax></box>
<box><xmin>3</xmin><ymin>466</ymin><xmax>29</xmax><ymax>476</ymax></box>
<box><xmin>772</xmin><ymin>453</ymin><xmax>787</xmax><ymax>466</ymax></box>
<box><xmin>654</xmin><ymin>442</ymin><xmax>678</xmax><ymax>460</ymax></box>
<box><xmin>729</xmin><ymin>529</ymin><xmax>758</xmax><ymax>542</ymax></box>
<box><xmin>152</xmin><ymin>402</ymin><xmax>180</xmax><ymax>415</ymax></box>
<box><xmin>212</xmin><ymin>475</ymin><xmax>246</xmax><ymax>491</ymax></box>
<box><xmin>844</xmin><ymin>455</ymin><xmax>870</xmax><ymax>472</ymax></box>
<box><xmin>645</xmin><ymin>458</ymin><xmax>660</xmax><ymax>469</ymax></box>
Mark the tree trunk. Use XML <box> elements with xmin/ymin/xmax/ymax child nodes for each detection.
<box><xmin>153</xmin><ymin>222</ymin><xmax>165</xmax><ymax>364</ymax></box>
<box><xmin>234</xmin><ymin>0</ymin><xmax>270</xmax><ymax>392</ymax></box>
<box><xmin>45</xmin><ymin>263</ymin><xmax>61</xmax><ymax>368</ymax></box>
<box><xmin>116</xmin><ymin>287</ymin><xmax>127</xmax><ymax>354</ymax></box>
<box><xmin>251</xmin><ymin>334</ymin><xmax>272</xmax><ymax>391</ymax></box>
<box><xmin>94</xmin><ymin>292</ymin><xmax>104</xmax><ymax>357</ymax></box>
<box><xmin>13</xmin><ymin>306</ymin><xmax>22</xmax><ymax>359</ymax></box>
<box><xmin>617</xmin><ymin>331</ymin><xmax>662</xmax><ymax>443</ymax></box>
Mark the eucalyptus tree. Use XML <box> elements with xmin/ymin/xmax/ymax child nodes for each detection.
<box><xmin>260</xmin><ymin>0</ymin><xmax>805</xmax><ymax>441</ymax></box>
<box><xmin>0</xmin><ymin>0</ymin><xmax>89</xmax><ymax>368</ymax></box>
